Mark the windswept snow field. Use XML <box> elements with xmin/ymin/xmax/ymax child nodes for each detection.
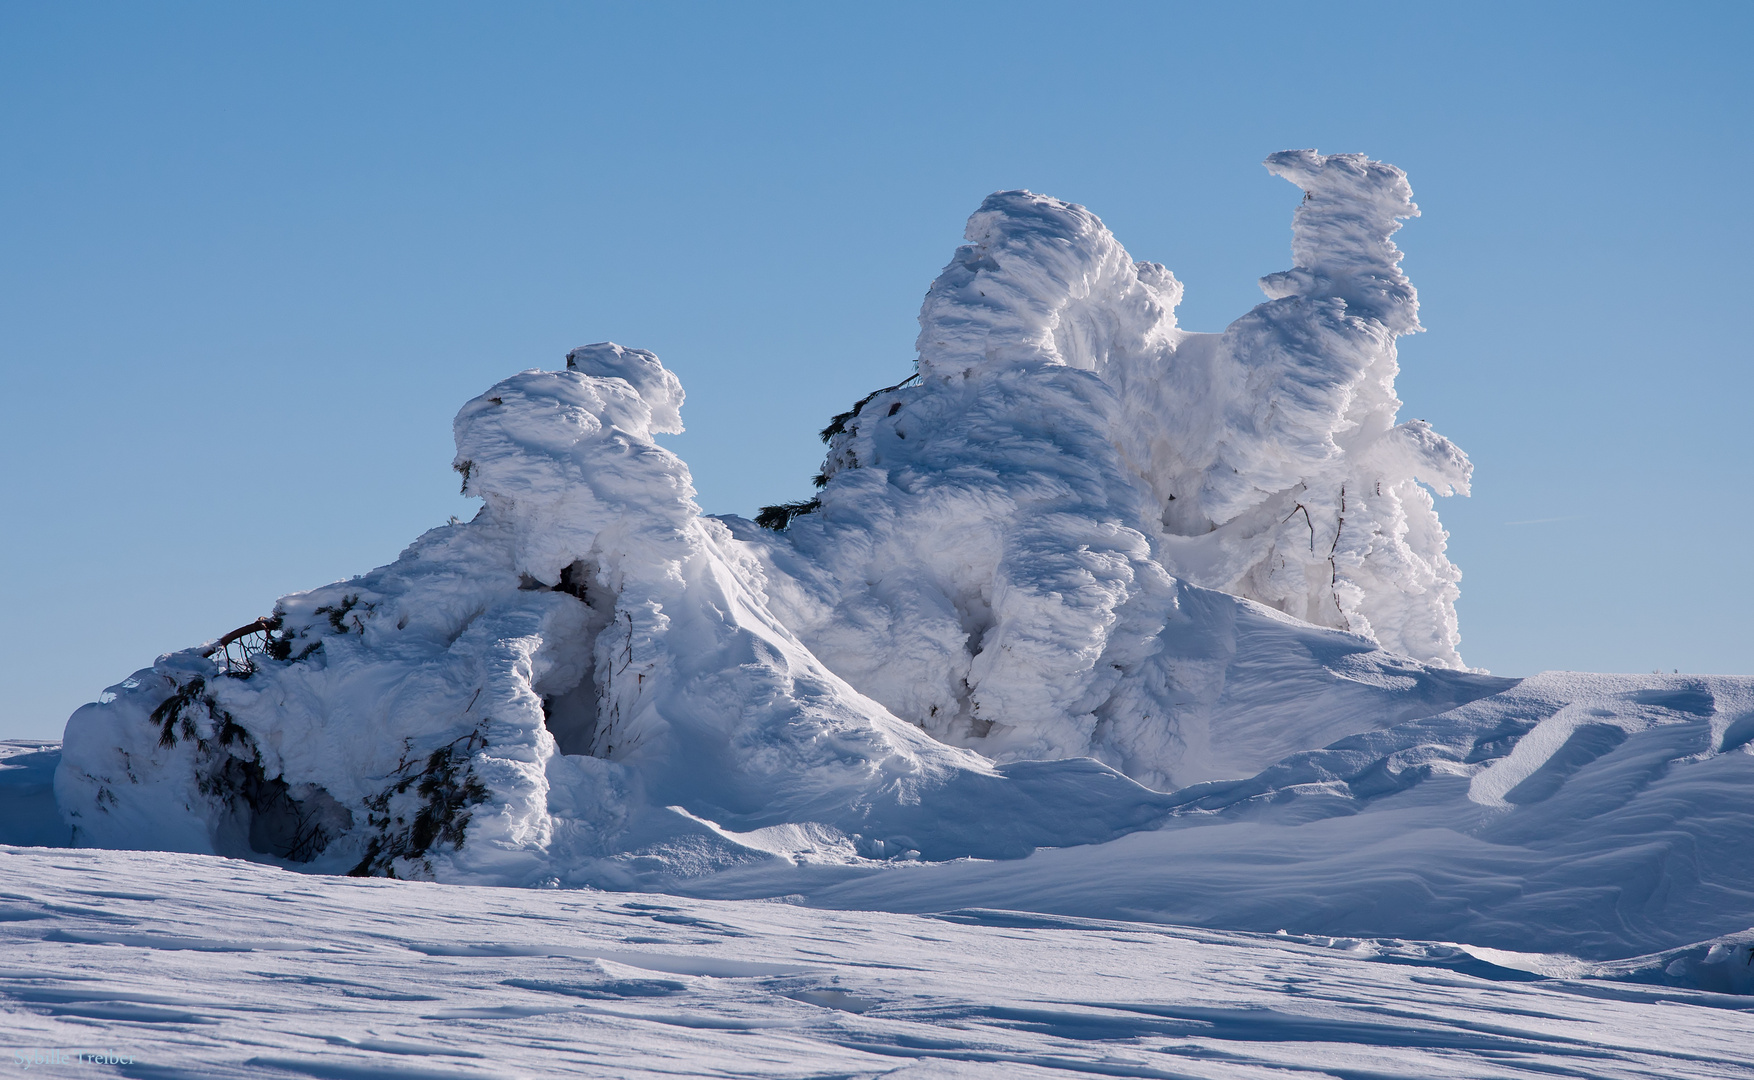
<box><xmin>11</xmin><ymin>150</ymin><xmax>1754</xmax><ymax>1075</ymax></box>
<box><xmin>3</xmin><ymin>840</ymin><xmax>1753</xmax><ymax>1079</ymax></box>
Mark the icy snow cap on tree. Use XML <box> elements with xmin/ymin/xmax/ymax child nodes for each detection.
<box><xmin>452</xmin><ymin>362</ymin><xmax>701</xmax><ymax>591</ymax></box>
<box><xmin>564</xmin><ymin>342</ymin><xmax>684</xmax><ymax>435</ymax></box>
<box><xmin>914</xmin><ymin>188</ymin><xmax>1184</xmax><ymax>379</ymax></box>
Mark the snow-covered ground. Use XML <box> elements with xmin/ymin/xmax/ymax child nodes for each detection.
<box><xmin>15</xmin><ymin>150</ymin><xmax>1754</xmax><ymax>1074</ymax></box>
<box><xmin>4</xmin><ymin>842</ymin><xmax>1753</xmax><ymax>1079</ymax></box>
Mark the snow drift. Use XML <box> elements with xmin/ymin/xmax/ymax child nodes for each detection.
<box><xmin>53</xmin><ymin>151</ymin><xmax>1754</xmax><ymax>961</ymax></box>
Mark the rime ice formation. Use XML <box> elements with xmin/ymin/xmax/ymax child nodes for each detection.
<box><xmin>51</xmin><ymin>152</ymin><xmax>1754</xmax><ymax>963</ymax></box>
<box><xmin>744</xmin><ymin>150</ymin><xmax>1470</xmax><ymax>784</ymax></box>
<box><xmin>57</xmin><ymin>349</ymin><xmax>1190</xmax><ymax>880</ymax></box>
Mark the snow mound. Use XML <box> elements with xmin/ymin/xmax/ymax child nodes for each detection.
<box><xmin>50</xmin><ymin>151</ymin><xmax>1754</xmax><ymax>963</ymax></box>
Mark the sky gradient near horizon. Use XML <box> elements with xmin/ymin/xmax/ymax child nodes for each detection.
<box><xmin>3</xmin><ymin>2</ymin><xmax>1750</xmax><ymax>738</ymax></box>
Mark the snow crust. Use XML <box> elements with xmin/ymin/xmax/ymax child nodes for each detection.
<box><xmin>49</xmin><ymin>151</ymin><xmax>1754</xmax><ymax>970</ymax></box>
<box><xmin>3</xmin><ymin>846</ymin><xmax>1750</xmax><ymax>1079</ymax></box>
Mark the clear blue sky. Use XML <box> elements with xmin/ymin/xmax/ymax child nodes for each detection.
<box><xmin>3</xmin><ymin>2</ymin><xmax>1750</xmax><ymax>739</ymax></box>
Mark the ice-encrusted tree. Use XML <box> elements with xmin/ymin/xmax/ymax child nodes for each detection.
<box><xmin>742</xmin><ymin>151</ymin><xmax>1471</xmax><ymax>785</ymax></box>
<box><xmin>58</xmin><ymin>151</ymin><xmax>1491</xmax><ymax>878</ymax></box>
<box><xmin>1143</xmin><ymin>150</ymin><xmax>1471</xmax><ymax>665</ymax></box>
<box><xmin>790</xmin><ymin>150</ymin><xmax>1469</xmax><ymax>672</ymax></box>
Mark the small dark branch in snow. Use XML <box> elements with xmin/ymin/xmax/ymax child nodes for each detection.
<box><xmin>1330</xmin><ymin>485</ymin><xmax>1351</xmax><ymax>632</ymax></box>
<box><xmin>149</xmin><ymin>677</ymin><xmax>207</xmax><ymax>748</ymax></box>
<box><xmin>1281</xmin><ymin>503</ymin><xmax>1316</xmax><ymax>554</ymax></box>
<box><xmin>201</xmin><ymin>615</ymin><xmax>283</xmax><ymax>678</ymax></box>
<box><xmin>263</xmin><ymin>609</ymin><xmax>324</xmax><ymax>663</ymax></box>
<box><xmin>818</xmin><ymin>373</ymin><xmax>921</xmax><ymax>444</ymax></box>
<box><xmin>615</xmin><ymin>611</ymin><xmax>634</xmax><ymax>675</ymax></box>
<box><xmin>313</xmin><ymin>595</ymin><xmax>362</xmax><ymax>635</ymax></box>
<box><xmin>204</xmin><ymin>616</ymin><xmax>279</xmax><ymax>654</ymax></box>
<box><xmin>350</xmin><ymin>725</ymin><xmax>491</xmax><ymax>878</ymax></box>
<box><xmin>756</xmin><ymin>500</ymin><xmax>821</xmax><ymax>531</ymax></box>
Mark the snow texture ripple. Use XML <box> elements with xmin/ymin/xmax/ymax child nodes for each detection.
<box><xmin>2</xmin><ymin>846</ymin><xmax>1752</xmax><ymax>1079</ymax></box>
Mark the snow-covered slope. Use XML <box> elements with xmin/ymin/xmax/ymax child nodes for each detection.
<box><xmin>0</xmin><ymin>742</ymin><xmax>64</xmax><ymax>847</ymax></box>
<box><xmin>29</xmin><ymin>664</ymin><xmax>1754</xmax><ymax>962</ymax></box>
<box><xmin>47</xmin><ymin>150</ymin><xmax>1754</xmax><ymax>971</ymax></box>
<box><xmin>783</xmin><ymin>672</ymin><xmax>1754</xmax><ymax>960</ymax></box>
<box><xmin>3</xmin><ymin>845</ymin><xmax>1751</xmax><ymax>1079</ymax></box>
